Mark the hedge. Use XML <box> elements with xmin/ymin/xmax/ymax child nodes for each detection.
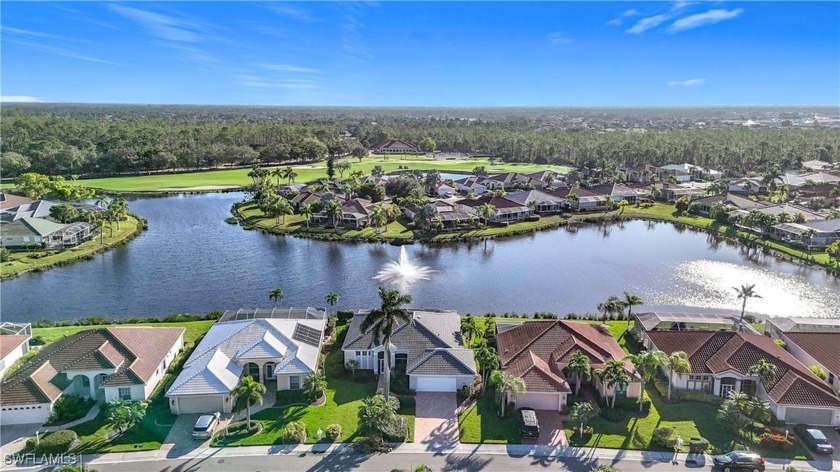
<box><xmin>653</xmin><ymin>375</ymin><xmax>724</xmax><ymax>406</ymax></box>
<box><xmin>27</xmin><ymin>430</ymin><xmax>78</xmax><ymax>454</ymax></box>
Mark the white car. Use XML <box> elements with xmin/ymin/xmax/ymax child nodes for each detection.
<box><xmin>192</xmin><ymin>412</ymin><xmax>221</xmax><ymax>439</ymax></box>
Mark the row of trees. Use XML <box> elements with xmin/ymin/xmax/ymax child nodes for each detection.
<box><xmin>3</xmin><ymin>113</ymin><xmax>838</xmax><ymax>177</ymax></box>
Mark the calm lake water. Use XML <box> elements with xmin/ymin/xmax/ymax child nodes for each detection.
<box><xmin>2</xmin><ymin>192</ymin><xmax>839</xmax><ymax>322</ymax></box>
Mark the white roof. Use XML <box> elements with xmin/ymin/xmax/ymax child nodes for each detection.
<box><xmin>166</xmin><ymin>349</ymin><xmax>243</xmax><ymax>396</ymax></box>
<box><xmin>767</xmin><ymin>317</ymin><xmax>840</xmax><ymax>333</ymax></box>
<box><xmin>166</xmin><ymin>318</ymin><xmax>325</xmax><ymax>396</ymax></box>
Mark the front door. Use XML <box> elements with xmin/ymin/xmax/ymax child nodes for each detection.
<box><xmin>378</xmin><ymin>351</ymin><xmax>385</xmax><ymax>373</ymax></box>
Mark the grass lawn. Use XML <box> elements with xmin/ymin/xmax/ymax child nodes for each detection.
<box><xmin>458</xmin><ymin>394</ymin><xmax>521</xmax><ymax>444</ymax></box>
<box><xmin>30</xmin><ymin>320</ymin><xmax>214</xmax><ymax>453</ymax></box>
<box><xmin>1</xmin><ymin>216</ymin><xmax>141</xmax><ymax>279</ymax></box>
<box><xmin>212</xmin><ymin>329</ymin><xmax>415</xmax><ymax>446</ymax></box>
<box><xmin>70</xmin><ymin>157</ymin><xmax>572</xmax><ymax>192</ymax></box>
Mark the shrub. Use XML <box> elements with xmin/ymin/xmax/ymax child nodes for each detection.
<box><xmin>48</xmin><ymin>395</ymin><xmax>96</xmax><ymax>424</ymax></box>
<box><xmin>571</xmin><ymin>426</ymin><xmax>595</xmax><ymax>438</ymax></box>
<box><xmin>594</xmin><ymin>466</ymin><xmax>621</xmax><ymax>472</ymax></box>
<box><xmin>784</xmin><ymin>466</ymin><xmax>797</xmax><ymax>472</ymax></box>
<box><xmin>413</xmin><ymin>466</ymin><xmax>434</xmax><ymax>472</ymax></box>
<box><xmin>396</xmin><ymin>395</ymin><xmax>415</xmax><ymax>408</ymax></box>
<box><xmin>688</xmin><ymin>437</ymin><xmax>710</xmax><ymax>453</ymax></box>
<box><xmin>600</xmin><ymin>409</ymin><xmax>625</xmax><ymax>422</ymax></box>
<box><xmin>336</xmin><ymin>310</ymin><xmax>355</xmax><ymax>325</ymax></box>
<box><xmin>325</xmin><ymin>424</ymin><xmax>342</xmax><ymax>442</ymax></box>
<box><xmin>652</xmin><ymin>427</ymin><xmax>677</xmax><ymax>449</ymax></box>
<box><xmin>809</xmin><ymin>365</ymin><xmax>827</xmax><ymax>380</ymax></box>
<box><xmin>460</xmin><ymin>385</ymin><xmax>474</xmax><ymax>399</ymax></box>
<box><xmin>330</xmin><ymin>362</ymin><xmax>345</xmax><ymax>380</ymax></box>
<box><xmin>283</xmin><ymin>421</ymin><xmax>308</xmax><ymax>443</ymax></box>
<box><xmin>774</xmin><ymin>339</ymin><xmax>787</xmax><ymax>349</ymax></box>
<box><xmin>759</xmin><ymin>432</ymin><xmax>795</xmax><ymax>450</ymax></box>
<box><xmin>27</xmin><ymin>430</ymin><xmax>77</xmax><ymax>454</ymax></box>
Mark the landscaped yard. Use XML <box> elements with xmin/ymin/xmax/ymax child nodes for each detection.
<box><xmin>32</xmin><ymin>320</ymin><xmax>215</xmax><ymax>346</ymax></box>
<box><xmin>458</xmin><ymin>394</ymin><xmax>520</xmax><ymax>444</ymax></box>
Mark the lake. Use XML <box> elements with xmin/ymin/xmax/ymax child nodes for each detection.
<box><xmin>2</xmin><ymin>192</ymin><xmax>839</xmax><ymax>322</ymax></box>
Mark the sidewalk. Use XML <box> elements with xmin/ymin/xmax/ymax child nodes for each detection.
<box><xmin>15</xmin><ymin>441</ymin><xmax>831</xmax><ymax>472</ymax></box>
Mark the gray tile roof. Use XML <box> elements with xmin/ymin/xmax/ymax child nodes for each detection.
<box><xmin>408</xmin><ymin>348</ymin><xmax>476</xmax><ymax>375</ymax></box>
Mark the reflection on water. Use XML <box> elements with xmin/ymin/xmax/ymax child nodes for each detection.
<box><xmin>2</xmin><ymin>193</ymin><xmax>838</xmax><ymax>321</ymax></box>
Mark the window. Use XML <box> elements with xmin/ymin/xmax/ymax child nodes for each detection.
<box><xmin>289</xmin><ymin>376</ymin><xmax>301</xmax><ymax>390</ymax></box>
<box><xmin>118</xmin><ymin>388</ymin><xmax>131</xmax><ymax>400</ymax></box>
<box><xmin>81</xmin><ymin>377</ymin><xmax>90</xmax><ymax>388</ymax></box>
<box><xmin>355</xmin><ymin>351</ymin><xmax>362</xmax><ymax>356</ymax></box>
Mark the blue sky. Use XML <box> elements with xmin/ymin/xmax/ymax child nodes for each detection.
<box><xmin>1</xmin><ymin>2</ymin><xmax>838</xmax><ymax>106</ymax></box>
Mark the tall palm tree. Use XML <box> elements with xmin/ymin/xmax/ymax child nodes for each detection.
<box><xmin>233</xmin><ymin>376</ymin><xmax>266</xmax><ymax>429</ymax></box>
<box><xmin>664</xmin><ymin>351</ymin><xmax>691</xmax><ymax>400</ymax></box>
<box><xmin>603</xmin><ymin>359</ymin><xmax>630</xmax><ymax>409</ymax></box>
<box><xmin>476</xmin><ymin>203</ymin><xmax>496</xmax><ymax>226</ymax></box>
<box><xmin>286</xmin><ymin>169</ymin><xmax>298</xmax><ymax>184</ymax></box>
<box><xmin>300</xmin><ymin>203</ymin><xmax>314</xmax><ymax>229</ymax></box>
<box><xmin>597</xmin><ymin>295</ymin><xmax>624</xmax><ymax>322</ymax></box>
<box><xmin>474</xmin><ymin>344</ymin><xmax>500</xmax><ymax>386</ymax></box>
<box><xmin>361</xmin><ymin>287</ymin><xmax>413</xmax><ymax>400</ymax></box>
<box><xmin>269</xmin><ymin>288</ymin><xmax>284</xmax><ymax>308</ymax></box>
<box><xmin>272</xmin><ymin>168</ymin><xmax>284</xmax><ymax>187</ymax></box>
<box><xmin>325</xmin><ymin>291</ymin><xmax>339</xmax><ymax>313</ymax></box>
<box><xmin>623</xmin><ymin>292</ymin><xmax>643</xmax><ymax>326</ymax></box>
<box><xmin>488</xmin><ymin>370</ymin><xmax>526</xmax><ymax>417</ymax></box>
<box><xmin>370</xmin><ymin>204</ymin><xmax>387</xmax><ymax>234</ymax></box>
<box><xmin>460</xmin><ymin>314</ymin><xmax>478</xmax><ymax>348</ymax></box>
<box><xmin>625</xmin><ymin>350</ymin><xmax>666</xmax><ymax>411</ymax></box>
<box><xmin>567</xmin><ymin>351</ymin><xmax>591</xmax><ymax>395</ymax></box>
<box><xmin>325</xmin><ymin>199</ymin><xmax>344</xmax><ymax>233</ymax></box>
<box><xmin>747</xmin><ymin>360</ymin><xmax>778</xmax><ymax>387</ymax></box>
<box><xmin>733</xmin><ymin>284</ymin><xmax>762</xmax><ymax>322</ymax></box>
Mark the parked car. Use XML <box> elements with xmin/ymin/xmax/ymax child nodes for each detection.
<box><xmin>712</xmin><ymin>451</ymin><xmax>765</xmax><ymax>472</ymax></box>
<box><xmin>192</xmin><ymin>412</ymin><xmax>221</xmax><ymax>439</ymax></box>
<box><xmin>793</xmin><ymin>424</ymin><xmax>835</xmax><ymax>455</ymax></box>
<box><xmin>518</xmin><ymin>407</ymin><xmax>540</xmax><ymax>439</ymax></box>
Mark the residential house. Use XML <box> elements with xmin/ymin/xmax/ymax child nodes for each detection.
<box><xmin>632</xmin><ymin>312</ymin><xmax>745</xmax><ymax>349</ymax></box>
<box><xmin>504</xmin><ymin>190</ymin><xmax>564</xmax><ymax>214</ymax></box>
<box><xmin>694</xmin><ymin>195</ymin><xmax>726</xmax><ymax>216</ymax></box>
<box><xmin>1</xmin><ymin>218</ymin><xmax>92</xmax><ymax>248</ymax></box>
<box><xmin>342</xmin><ymin>310</ymin><xmax>476</xmax><ymax>392</ymax></box>
<box><xmin>289</xmin><ymin>191</ymin><xmax>327</xmax><ymax>212</ymax></box>
<box><xmin>278</xmin><ymin>183</ymin><xmax>306</xmax><ymax>195</ymax></box>
<box><xmin>374</xmin><ymin>139</ymin><xmax>419</xmax><ymax>155</ymax></box>
<box><xmin>0</xmin><ymin>192</ymin><xmax>33</xmax><ymax>210</ymax></box>
<box><xmin>1</xmin><ymin>327</ymin><xmax>184</xmax><ymax>425</ymax></box>
<box><xmin>728</xmin><ymin>178</ymin><xmax>767</xmax><ymax>195</ymax></box>
<box><xmin>647</xmin><ymin>330</ymin><xmax>840</xmax><ymax>426</ymax></box>
<box><xmin>435</xmin><ymin>183</ymin><xmax>456</xmax><ymax>198</ymax></box>
<box><xmin>548</xmin><ymin>187</ymin><xmax>607</xmax><ymax>211</ymax></box>
<box><xmin>496</xmin><ymin>321</ymin><xmax>641</xmax><ymax>411</ymax></box>
<box><xmin>658</xmin><ymin>167</ymin><xmax>692</xmax><ymax>183</ymax></box>
<box><xmin>166</xmin><ymin>308</ymin><xmax>326</xmax><ymax>415</ymax></box>
<box><xmin>619</xmin><ymin>165</ymin><xmax>661</xmax><ymax>184</ymax></box>
<box><xmin>660</xmin><ymin>163</ymin><xmax>722</xmax><ymax>180</ymax></box>
<box><xmin>765</xmin><ymin>318</ymin><xmax>840</xmax><ymax>339</ymax></box>
<box><xmin>587</xmin><ymin>183</ymin><xmax>639</xmax><ymax>204</ymax></box>
<box><xmin>456</xmin><ymin>196</ymin><xmax>532</xmax><ymax>223</ymax></box>
<box><xmin>0</xmin><ymin>323</ymin><xmax>32</xmax><ymax>379</ymax></box>
<box><xmin>653</xmin><ymin>184</ymin><xmax>706</xmax><ymax>203</ymax></box>
<box><xmin>770</xmin><ymin>219</ymin><xmax>840</xmax><ymax>250</ymax></box>
<box><xmin>312</xmin><ymin>198</ymin><xmax>376</xmax><ymax>228</ymax></box>
<box><xmin>403</xmin><ymin>201</ymin><xmax>477</xmax><ymax>229</ymax></box>
<box><xmin>779</xmin><ymin>172</ymin><xmax>840</xmax><ymax>189</ymax></box>
<box><xmin>454</xmin><ymin>176</ymin><xmax>488</xmax><ymax>196</ymax></box>
<box><xmin>484</xmin><ymin>172</ymin><xmax>545</xmax><ymax>191</ymax></box>
<box><xmin>775</xmin><ymin>331</ymin><xmax>840</xmax><ymax>395</ymax></box>
<box><xmin>801</xmin><ymin>160</ymin><xmax>835</xmax><ymax>172</ymax></box>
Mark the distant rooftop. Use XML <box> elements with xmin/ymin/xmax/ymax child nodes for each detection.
<box><xmin>218</xmin><ymin>307</ymin><xmax>327</xmax><ymax>323</ymax></box>
<box><xmin>635</xmin><ymin>312</ymin><xmax>740</xmax><ymax>332</ymax></box>
<box><xmin>767</xmin><ymin>317</ymin><xmax>840</xmax><ymax>333</ymax></box>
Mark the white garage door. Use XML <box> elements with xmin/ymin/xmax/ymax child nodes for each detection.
<box><xmin>415</xmin><ymin>376</ymin><xmax>457</xmax><ymax>392</ymax></box>
<box><xmin>175</xmin><ymin>395</ymin><xmax>225</xmax><ymax>414</ymax></box>
<box><xmin>516</xmin><ymin>393</ymin><xmax>560</xmax><ymax>411</ymax></box>
<box><xmin>1</xmin><ymin>405</ymin><xmax>50</xmax><ymax>425</ymax></box>
<box><xmin>785</xmin><ymin>407</ymin><xmax>834</xmax><ymax>426</ymax></box>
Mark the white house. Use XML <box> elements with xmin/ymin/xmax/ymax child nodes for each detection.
<box><xmin>342</xmin><ymin>310</ymin><xmax>476</xmax><ymax>392</ymax></box>
<box><xmin>648</xmin><ymin>330</ymin><xmax>840</xmax><ymax>426</ymax></box>
<box><xmin>166</xmin><ymin>309</ymin><xmax>326</xmax><ymax>415</ymax></box>
<box><xmin>0</xmin><ymin>323</ymin><xmax>32</xmax><ymax>379</ymax></box>
<box><xmin>0</xmin><ymin>327</ymin><xmax>184</xmax><ymax>425</ymax></box>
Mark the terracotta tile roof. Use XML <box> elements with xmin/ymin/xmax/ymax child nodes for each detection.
<box><xmin>377</xmin><ymin>139</ymin><xmax>418</xmax><ymax>150</ymax></box>
<box><xmin>0</xmin><ymin>327</ymin><xmax>184</xmax><ymax>406</ymax></box>
<box><xmin>647</xmin><ymin>331</ymin><xmax>840</xmax><ymax>407</ymax></box>
<box><xmin>456</xmin><ymin>195</ymin><xmax>528</xmax><ymax>210</ymax></box>
<box><xmin>497</xmin><ymin>321</ymin><xmax>631</xmax><ymax>393</ymax></box>
<box><xmin>783</xmin><ymin>332</ymin><xmax>840</xmax><ymax>375</ymax></box>
<box><xmin>0</xmin><ymin>335</ymin><xmax>30</xmax><ymax>359</ymax></box>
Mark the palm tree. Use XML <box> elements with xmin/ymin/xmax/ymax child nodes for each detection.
<box><xmin>361</xmin><ymin>287</ymin><xmax>413</xmax><ymax>400</ymax></box>
<box><xmin>325</xmin><ymin>291</ymin><xmax>339</xmax><ymax>313</ymax></box>
<box><xmin>476</xmin><ymin>203</ymin><xmax>496</xmax><ymax>226</ymax></box>
<box><xmin>625</xmin><ymin>350</ymin><xmax>666</xmax><ymax>411</ymax></box>
<box><xmin>303</xmin><ymin>370</ymin><xmax>327</xmax><ymax>400</ymax></box>
<box><xmin>370</xmin><ymin>204</ymin><xmax>388</xmax><ymax>234</ymax></box>
<box><xmin>300</xmin><ymin>203</ymin><xmax>314</xmax><ymax>229</ymax></box>
<box><xmin>623</xmin><ymin>292</ymin><xmax>643</xmax><ymax>326</ymax></box>
<box><xmin>747</xmin><ymin>359</ymin><xmax>778</xmax><ymax>387</ymax></box>
<box><xmin>597</xmin><ymin>295</ymin><xmax>624</xmax><ymax>322</ymax></box>
<box><xmin>474</xmin><ymin>344</ymin><xmax>500</xmax><ymax>386</ymax></box>
<box><xmin>232</xmin><ymin>376</ymin><xmax>266</xmax><ymax>429</ymax></box>
<box><xmin>272</xmin><ymin>168</ymin><xmax>284</xmax><ymax>187</ymax></box>
<box><xmin>488</xmin><ymin>370</ymin><xmax>526</xmax><ymax>417</ymax></box>
<box><xmin>733</xmin><ymin>284</ymin><xmax>762</xmax><ymax>322</ymax></box>
<box><xmin>460</xmin><ymin>314</ymin><xmax>478</xmax><ymax>348</ymax></box>
<box><xmin>603</xmin><ymin>360</ymin><xmax>630</xmax><ymax>409</ymax></box>
<box><xmin>107</xmin><ymin>197</ymin><xmax>128</xmax><ymax>230</ymax></box>
<box><xmin>286</xmin><ymin>169</ymin><xmax>298</xmax><ymax>184</ymax></box>
<box><xmin>664</xmin><ymin>351</ymin><xmax>691</xmax><ymax>400</ymax></box>
<box><xmin>325</xmin><ymin>199</ymin><xmax>344</xmax><ymax>232</ymax></box>
<box><xmin>269</xmin><ymin>288</ymin><xmax>284</xmax><ymax>308</ymax></box>
<box><xmin>567</xmin><ymin>351</ymin><xmax>591</xmax><ymax>395</ymax></box>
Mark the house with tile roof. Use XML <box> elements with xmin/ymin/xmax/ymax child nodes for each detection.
<box><xmin>456</xmin><ymin>195</ymin><xmax>533</xmax><ymax>223</ymax></box>
<box><xmin>0</xmin><ymin>327</ymin><xmax>184</xmax><ymax>425</ymax></box>
<box><xmin>495</xmin><ymin>321</ymin><xmax>641</xmax><ymax>411</ymax></box>
<box><xmin>0</xmin><ymin>217</ymin><xmax>93</xmax><ymax>248</ymax></box>
<box><xmin>374</xmin><ymin>139</ymin><xmax>419</xmax><ymax>155</ymax></box>
<box><xmin>504</xmin><ymin>190</ymin><xmax>564</xmax><ymax>214</ymax></box>
<box><xmin>0</xmin><ymin>323</ymin><xmax>32</xmax><ymax>379</ymax></box>
<box><xmin>483</xmin><ymin>172</ymin><xmax>546</xmax><ymax>191</ymax></box>
<box><xmin>765</xmin><ymin>319</ymin><xmax>840</xmax><ymax>396</ymax></box>
<box><xmin>0</xmin><ymin>192</ymin><xmax>34</xmax><ymax>210</ymax></box>
<box><xmin>770</xmin><ymin>218</ymin><xmax>840</xmax><ymax>250</ymax></box>
<box><xmin>646</xmin><ymin>330</ymin><xmax>840</xmax><ymax>426</ymax></box>
<box><xmin>166</xmin><ymin>315</ymin><xmax>325</xmax><ymax>415</ymax></box>
<box><xmin>342</xmin><ymin>310</ymin><xmax>476</xmax><ymax>392</ymax></box>
<box><xmin>453</xmin><ymin>175</ymin><xmax>489</xmax><ymax>196</ymax></box>
<box><xmin>311</xmin><ymin>198</ymin><xmax>377</xmax><ymax>229</ymax></box>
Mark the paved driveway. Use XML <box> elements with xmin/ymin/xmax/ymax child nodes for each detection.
<box><xmin>522</xmin><ymin>410</ymin><xmax>568</xmax><ymax>446</ymax></box>
<box><xmin>415</xmin><ymin>392</ymin><xmax>459</xmax><ymax>449</ymax></box>
<box><xmin>161</xmin><ymin>413</ymin><xmax>226</xmax><ymax>456</ymax></box>
<box><xmin>0</xmin><ymin>423</ymin><xmax>41</xmax><ymax>457</ymax></box>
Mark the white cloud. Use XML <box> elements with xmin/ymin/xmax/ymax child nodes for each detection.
<box><xmin>269</xmin><ymin>4</ymin><xmax>319</xmax><ymax>22</ymax></box>
<box><xmin>4</xmin><ymin>38</ymin><xmax>122</xmax><ymax>65</ymax></box>
<box><xmin>547</xmin><ymin>32</ymin><xmax>573</xmax><ymax>45</ymax></box>
<box><xmin>626</xmin><ymin>14</ymin><xmax>671</xmax><ymax>34</ymax></box>
<box><xmin>1</xmin><ymin>27</ymin><xmax>82</xmax><ymax>42</ymax></box>
<box><xmin>607</xmin><ymin>18</ymin><xmax>623</xmax><ymax>26</ymax></box>
<box><xmin>259</xmin><ymin>64</ymin><xmax>321</xmax><ymax>74</ymax></box>
<box><xmin>623</xmin><ymin>9</ymin><xmax>638</xmax><ymax>17</ymax></box>
<box><xmin>108</xmin><ymin>4</ymin><xmax>203</xmax><ymax>43</ymax></box>
<box><xmin>608</xmin><ymin>8</ymin><xmax>639</xmax><ymax>26</ymax></box>
<box><xmin>1</xmin><ymin>95</ymin><xmax>44</xmax><ymax>103</ymax></box>
<box><xmin>670</xmin><ymin>1</ymin><xmax>696</xmax><ymax>12</ymax></box>
<box><xmin>668</xmin><ymin>8</ymin><xmax>744</xmax><ymax>33</ymax></box>
<box><xmin>667</xmin><ymin>78</ymin><xmax>706</xmax><ymax>87</ymax></box>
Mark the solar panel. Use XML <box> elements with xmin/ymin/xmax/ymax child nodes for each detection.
<box><xmin>292</xmin><ymin>323</ymin><xmax>322</xmax><ymax>347</ymax></box>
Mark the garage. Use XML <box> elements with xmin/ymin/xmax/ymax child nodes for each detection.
<box><xmin>0</xmin><ymin>404</ymin><xmax>51</xmax><ymax>425</ymax></box>
<box><xmin>516</xmin><ymin>392</ymin><xmax>562</xmax><ymax>411</ymax></box>
<box><xmin>415</xmin><ymin>376</ymin><xmax>457</xmax><ymax>392</ymax></box>
<box><xmin>785</xmin><ymin>407</ymin><xmax>834</xmax><ymax>426</ymax></box>
<box><xmin>171</xmin><ymin>395</ymin><xmax>227</xmax><ymax>414</ymax></box>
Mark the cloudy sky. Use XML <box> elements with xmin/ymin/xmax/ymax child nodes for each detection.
<box><xmin>2</xmin><ymin>1</ymin><xmax>838</xmax><ymax>105</ymax></box>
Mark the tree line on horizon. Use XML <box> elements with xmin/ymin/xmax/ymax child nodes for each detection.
<box><xmin>2</xmin><ymin>112</ymin><xmax>838</xmax><ymax>178</ymax></box>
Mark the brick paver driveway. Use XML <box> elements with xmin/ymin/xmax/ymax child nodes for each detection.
<box><xmin>528</xmin><ymin>410</ymin><xmax>568</xmax><ymax>446</ymax></box>
<box><xmin>415</xmin><ymin>392</ymin><xmax>459</xmax><ymax>449</ymax></box>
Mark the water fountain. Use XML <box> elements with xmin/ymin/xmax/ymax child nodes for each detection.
<box><xmin>373</xmin><ymin>246</ymin><xmax>434</xmax><ymax>291</ymax></box>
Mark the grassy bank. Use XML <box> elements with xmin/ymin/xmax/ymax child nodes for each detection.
<box><xmin>1</xmin><ymin>215</ymin><xmax>144</xmax><ymax>280</ymax></box>
<box><xmin>71</xmin><ymin>157</ymin><xmax>571</xmax><ymax>192</ymax></box>
<box><xmin>33</xmin><ymin>320</ymin><xmax>215</xmax><ymax>346</ymax></box>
